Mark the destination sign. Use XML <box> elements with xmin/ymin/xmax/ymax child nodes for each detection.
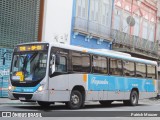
<box><xmin>17</xmin><ymin>44</ymin><xmax>48</xmax><ymax>52</ymax></box>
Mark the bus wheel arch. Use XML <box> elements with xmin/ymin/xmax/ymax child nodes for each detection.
<box><xmin>67</xmin><ymin>86</ymin><xmax>85</xmax><ymax>109</ymax></box>
<box><xmin>131</xmin><ymin>88</ymin><xmax>139</xmax><ymax>98</ymax></box>
<box><xmin>124</xmin><ymin>88</ymin><xmax>139</xmax><ymax>106</ymax></box>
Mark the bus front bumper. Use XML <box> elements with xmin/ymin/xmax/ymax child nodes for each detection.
<box><xmin>8</xmin><ymin>90</ymin><xmax>49</xmax><ymax>102</ymax></box>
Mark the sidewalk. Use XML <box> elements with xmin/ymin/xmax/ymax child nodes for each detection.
<box><xmin>0</xmin><ymin>98</ymin><xmax>37</xmax><ymax>105</ymax></box>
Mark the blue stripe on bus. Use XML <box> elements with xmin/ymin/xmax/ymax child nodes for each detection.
<box><xmin>12</xmin><ymin>84</ymin><xmax>40</xmax><ymax>93</ymax></box>
<box><xmin>88</xmin><ymin>74</ymin><xmax>155</xmax><ymax>92</ymax></box>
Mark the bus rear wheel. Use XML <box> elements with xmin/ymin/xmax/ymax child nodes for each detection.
<box><xmin>123</xmin><ymin>90</ymin><xmax>138</xmax><ymax>106</ymax></box>
<box><xmin>99</xmin><ymin>101</ymin><xmax>112</xmax><ymax>106</ymax></box>
<box><xmin>37</xmin><ymin>101</ymin><xmax>51</xmax><ymax>107</ymax></box>
<box><xmin>67</xmin><ymin>90</ymin><xmax>83</xmax><ymax>109</ymax></box>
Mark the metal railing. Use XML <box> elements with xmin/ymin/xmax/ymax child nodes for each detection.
<box><xmin>74</xmin><ymin>17</ymin><xmax>111</xmax><ymax>40</ymax></box>
<box><xmin>111</xmin><ymin>29</ymin><xmax>158</xmax><ymax>54</ymax></box>
<box><xmin>74</xmin><ymin>17</ymin><xmax>158</xmax><ymax>55</ymax></box>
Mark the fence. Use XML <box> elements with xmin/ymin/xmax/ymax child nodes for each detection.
<box><xmin>74</xmin><ymin>17</ymin><xmax>111</xmax><ymax>40</ymax></box>
<box><xmin>111</xmin><ymin>29</ymin><xmax>158</xmax><ymax>54</ymax></box>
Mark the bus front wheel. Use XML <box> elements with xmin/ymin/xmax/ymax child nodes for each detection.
<box><xmin>67</xmin><ymin>90</ymin><xmax>83</xmax><ymax>109</ymax></box>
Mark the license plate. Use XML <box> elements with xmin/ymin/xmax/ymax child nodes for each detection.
<box><xmin>19</xmin><ymin>97</ymin><xmax>25</xmax><ymax>100</ymax></box>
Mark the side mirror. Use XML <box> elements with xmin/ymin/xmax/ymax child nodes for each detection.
<box><xmin>50</xmin><ymin>54</ymin><xmax>55</xmax><ymax>75</ymax></box>
<box><xmin>50</xmin><ymin>54</ymin><xmax>55</xmax><ymax>65</ymax></box>
<box><xmin>50</xmin><ymin>54</ymin><xmax>60</xmax><ymax>75</ymax></box>
<box><xmin>14</xmin><ymin>56</ymin><xmax>19</xmax><ymax>67</ymax></box>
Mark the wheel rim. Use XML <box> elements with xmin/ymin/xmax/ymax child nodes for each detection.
<box><xmin>132</xmin><ymin>93</ymin><xmax>137</xmax><ymax>104</ymax></box>
<box><xmin>71</xmin><ymin>94</ymin><xmax>79</xmax><ymax>105</ymax></box>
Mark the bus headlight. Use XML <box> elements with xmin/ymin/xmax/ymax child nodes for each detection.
<box><xmin>37</xmin><ymin>85</ymin><xmax>43</xmax><ymax>92</ymax></box>
<box><xmin>8</xmin><ymin>85</ymin><xmax>14</xmax><ymax>91</ymax></box>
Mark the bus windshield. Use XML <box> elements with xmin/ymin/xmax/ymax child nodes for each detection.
<box><xmin>10</xmin><ymin>52</ymin><xmax>48</xmax><ymax>83</ymax></box>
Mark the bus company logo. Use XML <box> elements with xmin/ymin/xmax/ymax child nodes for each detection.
<box><xmin>91</xmin><ymin>77</ymin><xmax>108</xmax><ymax>86</ymax></box>
<box><xmin>2</xmin><ymin>112</ymin><xmax>11</xmax><ymax>117</ymax></box>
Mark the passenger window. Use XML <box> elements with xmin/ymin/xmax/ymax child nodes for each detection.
<box><xmin>92</xmin><ymin>56</ymin><xmax>107</xmax><ymax>74</ymax></box>
<box><xmin>55</xmin><ymin>56</ymin><xmax>67</xmax><ymax>72</ymax></box>
<box><xmin>147</xmin><ymin>65</ymin><xmax>156</xmax><ymax>79</ymax></box>
<box><xmin>123</xmin><ymin>61</ymin><xmax>135</xmax><ymax>77</ymax></box>
<box><xmin>72</xmin><ymin>52</ymin><xmax>90</xmax><ymax>72</ymax></box>
<box><xmin>110</xmin><ymin>59</ymin><xmax>122</xmax><ymax>75</ymax></box>
<box><xmin>136</xmin><ymin>63</ymin><xmax>146</xmax><ymax>78</ymax></box>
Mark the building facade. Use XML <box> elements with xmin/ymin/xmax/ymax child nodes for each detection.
<box><xmin>42</xmin><ymin>0</ymin><xmax>160</xmax><ymax>56</ymax></box>
<box><xmin>0</xmin><ymin>0</ymin><xmax>42</xmax><ymax>48</ymax></box>
<box><xmin>0</xmin><ymin>0</ymin><xmax>43</xmax><ymax>97</ymax></box>
<box><xmin>70</xmin><ymin>0</ymin><xmax>113</xmax><ymax>49</ymax></box>
<box><xmin>112</xmin><ymin>0</ymin><xmax>160</xmax><ymax>60</ymax></box>
<box><xmin>42</xmin><ymin>0</ymin><xmax>113</xmax><ymax>50</ymax></box>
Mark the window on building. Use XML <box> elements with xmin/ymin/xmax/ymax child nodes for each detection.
<box><xmin>122</xmin><ymin>12</ymin><xmax>130</xmax><ymax>33</ymax></box>
<box><xmin>147</xmin><ymin>65</ymin><xmax>156</xmax><ymax>79</ymax></box>
<box><xmin>110</xmin><ymin>59</ymin><xmax>122</xmax><ymax>75</ymax></box>
<box><xmin>136</xmin><ymin>63</ymin><xmax>146</xmax><ymax>78</ymax></box>
<box><xmin>101</xmin><ymin>0</ymin><xmax>110</xmax><ymax>26</ymax></box>
<box><xmin>133</xmin><ymin>15</ymin><xmax>140</xmax><ymax>36</ymax></box>
<box><xmin>76</xmin><ymin>0</ymin><xmax>88</xmax><ymax>19</ymax></box>
<box><xmin>113</xmin><ymin>8</ymin><xmax>121</xmax><ymax>30</ymax></box>
<box><xmin>123</xmin><ymin>61</ymin><xmax>135</xmax><ymax>77</ymax></box>
<box><xmin>148</xmin><ymin>23</ymin><xmax>155</xmax><ymax>41</ymax></box>
<box><xmin>142</xmin><ymin>20</ymin><xmax>148</xmax><ymax>39</ymax></box>
<box><xmin>156</xmin><ymin>23</ymin><xmax>160</xmax><ymax>40</ymax></box>
<box><xmin>90</xmin><ymin>0</ymin><xmax>99</xmax><ymax>22</ymax></box>
<box><xmin>92</xmin><ymin>56</ymin><xmax>108</xmax><ymax>74</ymax></box>
<box><xmin>72</xmin><ymin>52</ymin><xmax>90</xmax><ymax>72</ymax></box>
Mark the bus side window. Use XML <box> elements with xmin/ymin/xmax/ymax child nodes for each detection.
<box><xmin>72</xmin><ymin>52</ymin><xmax>90</xmax><ymax>73</ymax></box>
<box><xmin>123</xmin><ymin>61</ymin><xmax>135</xmax><ymax>77</ymax></box>
<box><xmin>136</xmin><ymin>63</ymin><xmax>146</xmax><ymax>78</ymax></box>
<box><xmin>147</xmin><ymin>65</ymin><xmax>156</xmax><ymax>79</ymax></box>
<box><xmin>110</xmin><ymin>59</ymin><xmax>122</xmax><ymax>76</ymax></box>
<box><xmin>92</xmin><ymin>56</ymin><xmax>108</xmax><ymax>74</ymax></box>
<box><xmin>55</xmin><ymin>56</ymin><xmax>67</xmax><ymax>73</ymax></box>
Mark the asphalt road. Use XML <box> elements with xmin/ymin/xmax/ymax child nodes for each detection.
<box><xmin>0</xmin><ymin>98</ymin><xmax>160</xmax><ymax>110</ymax></box>
<box><xmin>0</xmin><ymin>98</ymin><xmax>160</xmax><ymax>119</ymax></box>
<box><xmin>0</xmin><ymin>101</ymin><xmax>160</xmax><ymax>111</ymax></box>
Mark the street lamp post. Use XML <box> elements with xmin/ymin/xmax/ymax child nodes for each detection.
<box><xmin>1</xmin><ymin>51</ymin><xmax>13</xmax><ymax>65</ymax></box>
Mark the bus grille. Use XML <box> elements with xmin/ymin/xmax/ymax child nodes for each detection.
<box><xmin>13</xmin><ymin>94</ymin><xmax>33</xmax><ymax>100</ymax></box>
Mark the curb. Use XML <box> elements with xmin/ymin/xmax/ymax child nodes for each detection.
<box><xmin>0</xmin><ymin>102</ymin><xmax>37</xmax><ymax>105</ymax></box>
<box><xmin>0</xmin><ymin>99</ymin><xmax>37</xmax><ymax>105</ymax></box>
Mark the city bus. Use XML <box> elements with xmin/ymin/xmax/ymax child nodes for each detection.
<box><xmin>8</xmin><ymin>42</ymin><xmax>158</xmax><ymax>109</ymax></box>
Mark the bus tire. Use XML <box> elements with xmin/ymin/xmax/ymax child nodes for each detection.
<box><xmin>67</xmin><ymin>90</ymin><xmax>83</xmax><ymax>109</ymax></box>
<box><xmin>37</xmin><ymin>101</ymin><xmax>51</xmax><ymax>107</ymax></box>
<box><xmin>99</xmin><ymin>101</ymin><xmax>112</xmax><ymax>106</ymax></box>
<box><xmin>124</xmin><ymin>90</ymin><xmax>138</xmax><ymax>106</ymax></box>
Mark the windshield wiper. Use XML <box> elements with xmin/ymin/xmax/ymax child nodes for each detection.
<box><xmin>22</xmin><ymin>52</ymin><xmax>38</xmax><ymax>73</ymax></box>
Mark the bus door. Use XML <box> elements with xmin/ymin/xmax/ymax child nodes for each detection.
<box><xmin>48</xmin><ymin>48</ymin><xmax>69</xmax><ymax>101</ymax></box>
